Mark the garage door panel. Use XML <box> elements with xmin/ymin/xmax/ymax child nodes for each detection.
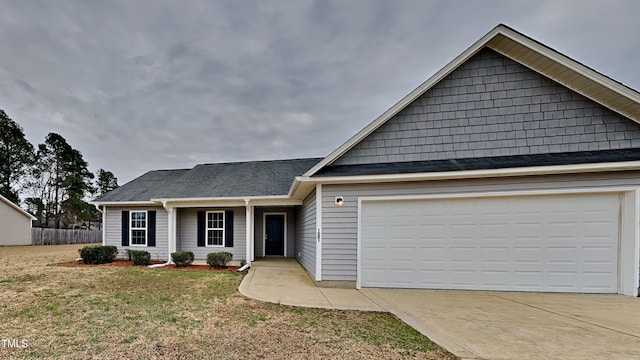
<box><xmin>361</xmin><ymin>193</ymin><xmax>620</xmax><ymax>293</ymax></box>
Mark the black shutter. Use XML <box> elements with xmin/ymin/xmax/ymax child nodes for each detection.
<box><xmin>225</xmin><ymin>210</ymin><xmax>234</xmax><ymax>247</ymax></box>
<box><xmin>197</xmin><ymin>211</ymin><xmax>205</xmax><ymax>247</ymax></box>
<box><xmin>147</xmin><ymin>211</ymin><xmax>156</xmax><ymax>247</ymax></box>
<box><xmin>121</xmin><ymin>211</ymin><xmax>130</xmax><ymax>246</ymax></box>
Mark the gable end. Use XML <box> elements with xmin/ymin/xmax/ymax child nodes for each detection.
<box><xmin>332</xmin><ymin>49</ymin><xmax>640</xmax><ymax>167</ymax></box>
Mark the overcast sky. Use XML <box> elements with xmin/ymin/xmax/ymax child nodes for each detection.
<box><xmin>1</xmin><ymin>0</ymin><xmax>638</xmax><ymax>184</ymax></box>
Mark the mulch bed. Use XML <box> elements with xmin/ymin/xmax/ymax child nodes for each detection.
<box><xmin>51</xmin><ymin>259</ymin><xmax>240</xmax><ymax>272</ymax></box>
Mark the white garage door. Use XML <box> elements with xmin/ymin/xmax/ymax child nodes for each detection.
<box><xmin>360</xmin><ymin>193</ymin><xmax>620</xmax><ymax>293</ymax></box>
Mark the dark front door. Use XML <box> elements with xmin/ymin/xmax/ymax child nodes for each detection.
<box><xmin>265</xmin><ymin>214</ymin><xmax>285</xmax><ymax>256</ymax></box>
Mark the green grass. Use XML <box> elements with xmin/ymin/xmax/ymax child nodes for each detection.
<box><xmin>277</xmin><ymin>306</ymin><xmax>441</xmax><ymax>353</ymax></box>
<box><xmin>0</xmin><ymin>258</ymin><xmax>453</xmax><ymax>359</ymax></box>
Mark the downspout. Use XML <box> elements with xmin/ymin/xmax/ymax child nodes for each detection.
<box><xmin>150</xmin><ymin>201</ymin><xmax>175</xmax><ymax>268</ymax></box>
<box><xmin>237</xmin><ymin>263</ymin><xmax>251</xmax><ymax>272</ymax></box>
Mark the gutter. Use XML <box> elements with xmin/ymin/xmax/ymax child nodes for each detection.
<box><xmin>296</xmin><ymin>161</ymin><xmax>640</xmax><ymax>185</ymax></box>
<box><xmin>89</xmin><ymin>200</ymin><xmax>160</xmax><ymax>207</ymax></box>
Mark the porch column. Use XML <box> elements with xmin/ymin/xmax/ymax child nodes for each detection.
<box><xmin>244</xmin><ymin>199</ymin><xmax>252</xmax><ymax>265</ymax></box>
<box><xmin>315</xmin><ymin>184</ymin><xmax>322</xmax><ymax>281</ymax></box>
<box><xmin>101</xmin><ymin>206</ymin><xmax>106</xmax><ymax>246</ymax></box>
<box><xmin>163</xmin><ymin>202</ymin><xmax>176</xmax><ymax>263</ymax></box>
<box><xmin>169</xmin><ymin>207</ymin><xmax>177</xmax><ymax>254</ymax></box>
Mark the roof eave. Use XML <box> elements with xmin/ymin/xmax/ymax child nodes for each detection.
<box><xmin>485</xmin><ymin>28</ymin><xmax>640</xmax><ymax>122</ymax></box>
<box><xmin>0</xmin><ymin>194</ymin><xmax>36</xmax><ymax>220</ymax></box>
<box><xmin>90</xmin><ymin>200</ymin><xmax>161</xmax><ymax>207</ymax></box>
<box><xmin>301</xmin><ymin>160</ymin><xmax>640</xmax><ymax>185</ymax></box>
<box><xmin>151</xmin><ymin>195</ymin><xmax>302</xmax><ymax>207</ymax></box>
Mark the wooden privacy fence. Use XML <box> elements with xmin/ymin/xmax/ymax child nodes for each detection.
<box><xmin>31</xmin><ymin>228</ymin><xmax>102</xmax><ymax>245</ymax></box>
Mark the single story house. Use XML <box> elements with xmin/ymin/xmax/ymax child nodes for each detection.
<box><xmin>0</xmin><ymin>194</ymin><xmax>36</xmax><ymax>246</ymax></box>
<box><xmin>93</xmin><ymin>24</ymin><xmax>640</xmax><ymax>296</ymax></box>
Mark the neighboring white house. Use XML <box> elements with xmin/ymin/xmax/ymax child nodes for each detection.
<box><xmin>0</xmin><ymin>194</ymin><xmax>35</xmax><ymax>246</ymax></box>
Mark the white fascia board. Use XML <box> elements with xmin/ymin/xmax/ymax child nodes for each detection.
<box><xmin>89</xmin><ymin>201</ymin><xmax>160</xmax><ymax>207</ymax></box>
<box><xmin>496</xmin><ymin>28</ymin><xmax>640</xmax><ymax>102</ymax></box>
<box><xmin>152</xmin><ymin>196</ymin><xmax>302</xmax><ymax>208</ymax></box>
<box><xmin>0</xmin><ymin>194</ymin><xmax>36</xmax><ymax>220</ymax></box>
<box><xmin>488</xmin><ymin>27</ymin><xmax>640</xmax><ymax>120</ymax></box>
<box><xmin>287</xmin><ymin>177</ymin><xmax>301</xmax><ymax>198</ymax></box>
<box><xmin>288</xmin><ymin>177</ymin><xmax>318</xmax><ymax>201</ymax></box>
<box><xmin>298</xmin><ymin>161</ymin><xmax>640</xmax><ymax>185</ymax></box>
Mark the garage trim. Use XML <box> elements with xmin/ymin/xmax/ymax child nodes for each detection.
<box><xmin>356</xmin><ymin>187</ymin><xmax>640</xmax><ymax>296</ymax></box>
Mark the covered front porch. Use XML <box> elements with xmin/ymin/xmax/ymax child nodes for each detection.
<box><xmin>157</xmin><ymin>197</ymin><xmax>300</xmax><ymax>264</ymax></box>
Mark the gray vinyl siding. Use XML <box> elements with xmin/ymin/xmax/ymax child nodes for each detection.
<box><xmin>333</xmin><ymin>48</ymin><xmax>640</xmax><ymax>166</ymax></box>
<box><xmin>295</xmin><ymin>189</ymin><xmax>316</xmax><ymax>277</ymax></box>
<box><xmin>253</xmin><ymin>207</ymin><xmax>296</xmax><ymax>257</ymax></box>
<box><xmin>320</xmin><ymin>171</ymin><xmax>640</xmax><ymax>282</ymax></box>
<box><xmin>104</xmin><ymin>206</ymin><xmax>168</xmax><ymax>260</ymax></box>
<box><xmin>177</xmin><ymin>207</ymin><xmax>246</xmax><ymax>260</ymax></box>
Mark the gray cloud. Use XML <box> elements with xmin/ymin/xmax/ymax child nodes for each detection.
<box><xmin>0</xmin><ymin>0</ymin><xmax>638</xmax><ymax>183</ymax></box>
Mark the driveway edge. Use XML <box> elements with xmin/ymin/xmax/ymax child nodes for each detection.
<box><xmin>360</xmin><ymin>289</ymin><xmax>479</xmax><ymax>360</ymax></box>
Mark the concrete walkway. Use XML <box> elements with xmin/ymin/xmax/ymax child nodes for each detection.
<box><xmin>239</xmin><ymin>258</ymin><xmax>640</xmax><ymax>360</ymax></box>
<box><xmin>238</xmin><ymin>258</ymin><xmax>382</xmax><ymax>311</ymax></box>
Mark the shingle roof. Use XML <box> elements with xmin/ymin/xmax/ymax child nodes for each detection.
<box><xmin>93</xmin><ymin>168</ymin><xmax>190</xmax><ymax>202</ymax></box>
<box><xmin>0</xmin><ymin>194</ymin><xmax>36</xmax><ymax>220</ymax></box>
<box><xmin>314</xmin><ymin>148</ymin><xmax>640</xmax><ymax>177</ymax></box>
<box><xmin>94</xmin><ymin>158</ymin><xmax>322</xmax><ymax>203</ymax></box>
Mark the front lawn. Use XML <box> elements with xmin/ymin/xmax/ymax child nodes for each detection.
<box><xmin>0</xmin><ymin>245</ymin><xmax>454</xmax><ymax>359</ymax></box>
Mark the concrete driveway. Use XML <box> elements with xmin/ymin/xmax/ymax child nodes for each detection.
<box><xmin>362</xmin><ymin>289</ymin><xmax>640</xmax><ymax>360</ymax></box>
<box><xmin>240</xmin><ymin>259</ymin><xmax>640</xmax><ymax>359</ymax></box>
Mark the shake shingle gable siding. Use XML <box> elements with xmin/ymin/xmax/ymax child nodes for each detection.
<box><xmin>332</xmin><ymin>49</ymin><xmax>640</xmax><ymax>167</ymax></box>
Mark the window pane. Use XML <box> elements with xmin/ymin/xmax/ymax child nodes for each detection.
<box><xmin>214</xmin><ymin>212</ymin><xmax>224</xmax><ymax>228</ymax></box>
<box><xmin>131</xmin><ymin>229</ymin><xmax>146</xmax><ymax>245</ymax></box>
<box><xmin>207</xmin><ymin>229</ymin><xmax>223</xmax><ymax>246</ymax></box>
<box><xmin>207</xmin><ymin>212</ymin><xmax>224</xmax><ymax>229</ymax></box>
<box><xmin>207</xmin><ymin>212</ymin><xmax>214</xmax><ymax>228</ymax></box>
<box><xmin>131</xmin><ymin>212</ymin><xmax>146</xmax><ymax>228</ymax></box>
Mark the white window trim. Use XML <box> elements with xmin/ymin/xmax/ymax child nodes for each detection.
<box><xmin>206</xmin><ymin>210</ymin><xmax>225</xmax><ymax>247</ymax></box>
<box><xmin>130</xmin><ymin>210</ymin><xmax>147</xmax><ymax>247</ymax></box>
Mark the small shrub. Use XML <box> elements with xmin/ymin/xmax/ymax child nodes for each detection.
<box><xmin>81</xmin><ymin>245</ymin><xmax>117</xmax><ymax>265</ymax></box>
<box><xmin>129</xmin><ymin>250</ymin><xmax>151</xmax><ymax>266</ymax></box>
<box><xmin>207</xmin><ymin>252</ymin><xmax>233</xmax><ymax>268</ymax></box>
<box><xmin>171</xmin><ymin>251</ymin><xmax>194</xmax><ymax>267</ymax></box>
